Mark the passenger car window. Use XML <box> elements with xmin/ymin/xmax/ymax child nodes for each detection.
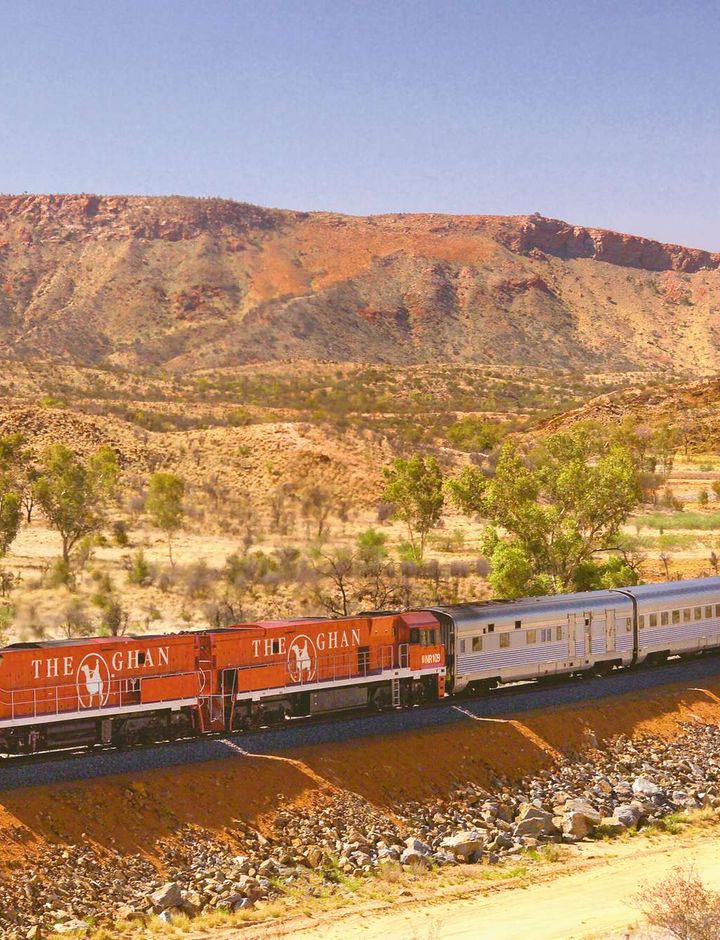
<box><xmin>526</xmin><ymin>630</ymin><xmax>537</xmax><ymax>645</ymax></box>
<box><xmin>694</xmin><ymin>607</ymin><xmax>702</xmax><ymax>620</ymax></box>
<box><xmin>556</xmin><ymin>625</ymin><xmax>563</xmax><ymax>640</ymax></box>
<box><xmin>472</xmin><ymin>636</ymin><xmax>482</xmax><ymax>652</ymax></box>
<box><xmin>499</xmin><ymin>634</ymin><xmax>510</xmax><ymax>648</ymax></box>
<box><xmin>661</xmin><ymin>612</ymin><xmax>669</xmax><ymax>626</ymax></box>
<box><xmin>683</xmin><ymin>609</ymin><xmax>692</xmax><ymax>622</ymax></box>
<box><xmin>706</xmin><ymin>606</ymin><xmax>713</xmax><ymax>619</ymax></box>
<box><xmin>672</xmin><ymin>610</ymin><xmax>681</xmax><ymax>624</ymax></box>
<box><xmin>649</xmin><ymin>614</ymin><xmax>658</xmax><ymax>628</ymax></box>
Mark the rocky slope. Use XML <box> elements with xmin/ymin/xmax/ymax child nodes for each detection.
<box><xmin>1</xmin><ymin>195</ymin><xmax>719</xmax><ymax>373</ymax></box>
<box><xmin>538</xmin><ymin>376</ymin><xmax>720</xmax><ymax>451</ymax></box>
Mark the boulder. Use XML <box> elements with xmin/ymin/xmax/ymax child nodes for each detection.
<box><xmin>404</xmin><ymin>837</ymin><xmax>432</xmax><ymax>856</ymax></box>
<box><xmin>562</xmin><ymin>811</ymin><xmax>589</xmax><ymax>840</ymax></box>
<box><xmin>613</xmin><ymin>803</ymin><xmax>643</xmax><ymax>828</ymax></box>
<box><xmin>565</xmin><ymin>799</ymin><xmax>602</xmax><ymax>827</ymax></box>
<box><xmin>149</xmin><ymin>882</ymin><xmax>183</xmax><ymax>912</ymax></box>
<box><xmin>596</xmin><ymin>817</ymin><xmax>624</xmax><ymax>836</ymax></box>
<box><xmin>52</xmin><ymin>922</ymin><xmax>90</xmax><ymax>935</ymax></box>
<box><xmin>304</xmin><ymin>846</ymin><xmax>324</xmax><ymax>868</ymax></box>
<box><xmin>513</xmin><ymin>806</ymin><xmax>556</xmax><ymax>838</ymax></box>
<box><xmin>632</xmin><ymin>777</ymin><xmax>663</xmax><ymax>798</ymax></box>
<box><xmin>400</xmin><ymin>847</ymin><xmax>425</xmax><ymax>865</ymax></box>
<box><xmin>439</xmin><ymin>831</ymin><xmax>485</xmax><ymax>862</ymax></box>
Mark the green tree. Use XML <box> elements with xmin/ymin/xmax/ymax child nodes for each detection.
<box><xmin>382</xmin><ymin>456</ymin><xmax>444</xmax><ymax>562</ymax></box>
<box><xmin>449</xmin><ymin>429</ymin><xmax>642</xmax><ymax>596</ymax></box>
<box><xmin>0</xmin><ymin>434</ymin><xmax>23</xmax><ymax>558</ymax></box>
<box><xmin>146</xmin><ymin>472</ymin><xmax>185</xmax><ymax>565</ymax></box>
<box><xmin>356</xmin><ymin>528</ymin><xmax>388</xmax><ymax>569</ymax></box>
<box><xmin>447</xmin><ymin>417</ymin><xmax>504</xmax><ymax>453</ymax></box>
<box><xmin>34</xmin><ymin>444</ymin><xmax>119</xmax><ymax>563</ymax></box>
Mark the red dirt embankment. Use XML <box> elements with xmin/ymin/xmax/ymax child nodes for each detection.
<box><xmin>2</xmin><ymin>679</ymin><xmax>720</xmax><ymax>879</ymax></box>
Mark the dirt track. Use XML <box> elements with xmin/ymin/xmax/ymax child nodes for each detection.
<box><xmin>232</xmin><ymin>828</ymin><xmax>720</xmax><ymax>940</ymax></box>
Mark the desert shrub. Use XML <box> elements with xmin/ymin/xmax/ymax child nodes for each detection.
<box><xmin>112</xmin><ymin>520</ymin><xmax>130</xmax><ymax>546</ymax></box>
<box><xmin>46</xmin><ymin>558</ymin><xmax>75</xmax><ymax>590</ymax></box>
<box><xmin>376</xmin><ymin>501</ymin><xmax>396</xmax><ymax>524</ymax></box>
<box><xmin>634</xmin><ymin>864</ymin><xmax>720</xmax><ymax>939</ymax></box>
<box><xmin>181</xmin><ymin>559</ymin><xmax>216</xmax><ymax>598</ymax></box>
<box><xmin>61</xmin><ymin>598</ymin><xmax>94</xmax><ymax>638</ymax></box>
<box><xmin>698</xmin><ymin>488</ymin><xmax>709</xmax><ymax>507</ymax></box>
<box><xmin>127</xmin><ymin>549</ymin><xmax>154</xmax><ymax>586</ymax></box>
<box><xmin>636</xmin><ymin>511</ymin><xmax>720</xmax><ymax>531</ymax></box>
<box><xmin>95</xmin><ymin>596</ymin><xmax>129</xmax><ymax>636</ymax></box>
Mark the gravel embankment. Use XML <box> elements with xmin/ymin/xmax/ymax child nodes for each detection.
<box><xmin>2</xmin><ymin>721</ymin><xmax>720</xmax><ymax>937</ymax></box>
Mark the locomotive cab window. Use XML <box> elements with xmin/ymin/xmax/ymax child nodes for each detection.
<box><xmin>410</xmin><ymin>628</ymin><xmax>419</xmax><ymax>644</ymax></box>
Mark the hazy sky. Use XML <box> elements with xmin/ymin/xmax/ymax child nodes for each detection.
<box><xmin>1</xmin><ymin>0</ymin><xmax>718</xmax><ymax>249</ymax></box>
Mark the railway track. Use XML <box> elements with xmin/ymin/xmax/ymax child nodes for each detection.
<box><xmin>2</xmin><ymin>650</ymin><xmax>720</xmax><ymax>792</ymax></box>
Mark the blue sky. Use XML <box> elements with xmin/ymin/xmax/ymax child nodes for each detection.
<box><xmin>1</xmin><ymin>0</ymin><xmax>718</xmax><ymax>249</ymax></box>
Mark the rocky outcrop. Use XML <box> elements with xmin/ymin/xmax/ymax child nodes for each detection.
<box><xmin>496</xmin><ymin>214</ymin><xmax>720</xmax><ymax>273</ymax></box>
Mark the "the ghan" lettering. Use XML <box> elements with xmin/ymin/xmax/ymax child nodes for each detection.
<box><xmin>251</xmin><ymin>628</ymin><xmax>361</xmax><ymax>659</ymax></box>
<box><xmin>30</xmin><ymin>647</ymin><xmax>170</xmax><ymax>680</ymax></box>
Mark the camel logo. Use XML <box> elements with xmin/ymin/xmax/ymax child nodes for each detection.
<box><xmin>76</xmin><ymin>653</ymin><xmax>111</xmax><ymax>709</ymax></box>
<box><xmin>287</xmin><ymin>635</ymin><xmax>316</xmax><ymax>684</ymax></box>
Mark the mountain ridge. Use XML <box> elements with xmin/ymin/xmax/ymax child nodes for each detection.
<box><xmin>1</xmin><ymin>194</ymin><xmax>719</xmax><ymax>372</ymax></box>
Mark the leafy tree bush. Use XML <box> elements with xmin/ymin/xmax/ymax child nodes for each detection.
<box><xmin>449</xmin><ymin>429</ymin><xmax>642</xmax><ymax>596</ymax></box>
<box><xmin>145</xmin><ymin>472</ymin><xmax>185</xmax><ymax>565</ymax></box>
<box><xmin>382</xmin><ymin>456</ymin><xmax>444</xmax><ymax>561</ymax></box>
<box><xmin>446</xmin><ymin>416</ymin><xmax>504</xmax><ymax>453</ymax></box>
<box><xmin>34</xmin><ymin>444</ymin><xmax>119</xmax><ymax>563</ymax></box>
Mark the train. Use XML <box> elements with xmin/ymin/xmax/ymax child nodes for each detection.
<box><xmin>2</xmin><ymin>576</ymin><xmax>720</xmax><ymax>756</ymax></box>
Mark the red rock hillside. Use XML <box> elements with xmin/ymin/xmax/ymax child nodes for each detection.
<box><xmin>0</xmin><ymin>195</ymin><xmax>719</xmax><ymax>373</ymax></box>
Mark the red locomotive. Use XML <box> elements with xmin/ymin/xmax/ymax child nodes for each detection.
<box><xmin>0</xmin><ymin>610</ymin><xmax>446</xmax><ymax>754</ymax></box>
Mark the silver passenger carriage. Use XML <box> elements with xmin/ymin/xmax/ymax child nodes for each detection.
<box><xmin>427</xmin><ymin>576</ymin><xmax>720</xmax><ymax>694</ymax></box>
<box><xmin>629</xmin><ymin>578</ymin><xmax>720</xmax><ymax>663</ymax></box>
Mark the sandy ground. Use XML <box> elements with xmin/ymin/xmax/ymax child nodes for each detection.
<box><xmin>230</xmin><ymin>828</ymin><xmax>720</xmax><ymax>940</ymax></box>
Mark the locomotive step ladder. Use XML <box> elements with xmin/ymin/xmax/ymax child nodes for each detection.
<box><xmin>391</xmin><ymin>676</ymin><xmax>401</xmax><ymax>708</ymax></box>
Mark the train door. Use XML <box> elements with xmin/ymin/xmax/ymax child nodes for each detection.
<box><xmin>584</xmin><ymin>613</ymin><xmax>593</xmax><ymax>660</ymax></box>
<box><xmin>568</xmin><ymin>612</ymin><xmax>576</xmax><ymax>660</ymax></box>
<box><xmin>606</xmin><ymin>609</ymin><xmax>616</xmax><ymax>653</ymax></box>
